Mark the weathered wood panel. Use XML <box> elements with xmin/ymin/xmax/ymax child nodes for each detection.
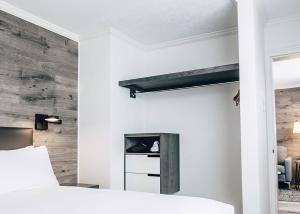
<box><xmin>0</xmin><ymin>10</ymin><xmax>78</xmax><ymax>183</ymax></box>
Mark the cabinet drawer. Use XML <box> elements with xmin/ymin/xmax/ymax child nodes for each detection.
<box><xmin>125</xmin><ymin>173</ymin><xmax>160</xmax><ymax>193</ymax></box>
<box><xmin>125</xmin><ymin>155</ymin><xmax>160</xmax><ymax>174</ymax></box>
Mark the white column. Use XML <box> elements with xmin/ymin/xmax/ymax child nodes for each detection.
<box><xmin>237</xmin><ymin>0</ymin><xmax>269</xmax><ymax>213</ymax></box>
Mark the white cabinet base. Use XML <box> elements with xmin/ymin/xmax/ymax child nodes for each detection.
<box><xmin>126</xmin><ymin>155</ymin><xmax>160</xmax><ymax>174</ymax></box>
<box><xmin>126</xmin><ymin>173</ymin><xmax>160</xmax><ymax>194</ymax></box>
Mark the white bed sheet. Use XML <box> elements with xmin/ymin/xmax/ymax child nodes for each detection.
<box><xmin>0</xmin><ymin>186</ymin><xmax>234</xmax><ymax>214</ymax></box>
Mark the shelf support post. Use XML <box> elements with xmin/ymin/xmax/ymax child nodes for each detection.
<box><xmin>130</xmin><ymin>89</ymin><xmax>136</xmax><ymax>98</ymax></box>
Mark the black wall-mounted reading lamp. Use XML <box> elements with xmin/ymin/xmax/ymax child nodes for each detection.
<box><xmin>35</xmin><ymin>114</ymin><xmax>62</xmax><ymax>130</ymax></box>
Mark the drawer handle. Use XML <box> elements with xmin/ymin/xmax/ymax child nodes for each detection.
<box><xmin>147</xmin><ymin>174</ymin><xmax>160</xmax><ymax>177</ymax></box>
<box><xmin>147</xmin><ymin>154</ymin><xmax>160</xmax><ymax>158</ymax></box>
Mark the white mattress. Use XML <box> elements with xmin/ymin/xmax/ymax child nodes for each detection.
<box><xmin>0</xmin><ymin>187</ymin><xmax>234</xmax><ymax>214</ymax></box>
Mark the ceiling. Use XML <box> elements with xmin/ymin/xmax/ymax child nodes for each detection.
<box><xmin>2</xmin><ymin>0</ymin><xmax>238</xmax><ymax>44</ymax></box>
<box><xmin>1</xmin><ymin>0</ymin><xmax>299</xmax><ymax>45</ymax></box>
<box><xmin>273</xmin><ymin>56</ymin><xmax>300</xmax><ymax>89</ymax></box>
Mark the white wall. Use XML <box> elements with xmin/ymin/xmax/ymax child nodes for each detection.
<box><xmin>109</xmin><ymin>31</ymin><xmax>145</xmax><ymax>189</ymax></box>
<box><xmin>79</xmin><ymin>31</ymin><xmax>145</xmax><ymax>189</ymax></box>
<box><xmin>108</xmin><ymin>33</ymin><xmax>243</xmax><ymax>213</ymax></box>
<box><xmin>79</xmin><ymin>28</ymin><xmax>242</xmax><ymax>213</ymax></box>
<box><xmin>237</xmin><ymin>0</ymin><xmax>269</xmax><ymax>214</ymax></box>
<box><xmin>265</xmin><ymin>18</ymin><xmax>300</xmax><ymax>54</ymax></box>
<box><xmin>140</xmin><ymin>84</ymin><xmax>241</xmax><ymax>210</ymax></box>
<box><xmin>79</xmin><ymin>33</ymin><xmax>111</xmax><ymax>187</ymax></box>
<box><xmin>140</xmin><ymin>35</ymin><xmax>242</xmax><ymax>213</ymax></box>
<box><xmin>136</xmin><ymin>35</ymin><xmax>239</xmax><ymax>77</ymax></box>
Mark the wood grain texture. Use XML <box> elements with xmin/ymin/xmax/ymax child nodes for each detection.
<box><xmin>0</xmin><ymin>10</ymin><xmax>78</xmax><ymax>184</ymax></box>
<box><xmin>119</xmin><ymin>64</ymin><xmax>239</xmax><ymax>96</ymax></box>
<box><xmin>160</xmin><ymin>133</ymin><xmax>180</xmax><ymax>194</ymax></box>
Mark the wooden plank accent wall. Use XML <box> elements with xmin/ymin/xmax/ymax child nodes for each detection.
<box><xmin>0</xmin><ymin>10</ymin><xmax>78</xmax><ymax>183</ymax></box>
<box><xmin>276</xmin><ymin>88</ymin><xmax>300</xmax><ymax>161</ymax></box>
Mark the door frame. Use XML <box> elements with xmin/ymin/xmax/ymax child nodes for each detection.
<box><xmin>265</xmin><ymin>46</ymin><xmax>300</xmax><ymax>214</ymax></box>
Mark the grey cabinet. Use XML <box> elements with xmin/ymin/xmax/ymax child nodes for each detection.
<box><xmin>124</xmin><ymin>133</ymin><xmax>180</xmax><ymax>194</ymax></box>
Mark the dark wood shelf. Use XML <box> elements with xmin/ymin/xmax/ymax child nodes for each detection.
<box><xmin>119</xmin><ymin>63</ymin><xmax>239</xmax><ymax>98</ymax></box>
<box><xmin>125</xmin><ymin>152</ymin><xmax>160</xmax><ymax>156</ymax></box>
<box><xmin>61</xmin><ymin>183</ymin><xmax>99</xmax><ymax>189</ymax></box>
<box><xmin>125</xmin><ymin>133</ymin><xmax>173</xmax><ymax>138</ymax></box>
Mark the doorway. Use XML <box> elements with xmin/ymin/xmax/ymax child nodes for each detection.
<box><xmin>267</xmin><ymin>53</ymin><xmax>300</xmax><ymax>214</ymax></box>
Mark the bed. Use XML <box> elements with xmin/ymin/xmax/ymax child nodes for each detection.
<box><xmin>0</xmin><ymin>127</ymin><xmax>234</xmax><ymax>214</ymax></box>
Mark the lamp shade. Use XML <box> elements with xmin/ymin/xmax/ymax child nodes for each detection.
<box><xmin>45</xmin><ymin>116</ymin><xmax>59</xmax><ymax>123</ymax></box>
<box><xmin>293</xmin><ymin>121</ymin><xmax>300</xmax><ymax>133</ymax></box>
<box><xmin>45</xmin><ymin>115</ymin><xmax>62</xmax><ymax>124</ymax></box>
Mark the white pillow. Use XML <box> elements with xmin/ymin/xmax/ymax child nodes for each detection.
<box><xmin>0</xmin><ymin>146</ymin><xmax>59</xmax><ymax>194</ymax></box>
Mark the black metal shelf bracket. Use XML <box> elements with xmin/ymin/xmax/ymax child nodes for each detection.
<box><xmin>130</xmin><ymin>89</ymin><xmax>136</xmax><ymax>98</ymax></box>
